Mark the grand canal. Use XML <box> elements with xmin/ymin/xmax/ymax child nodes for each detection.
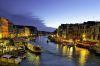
<box><xmin>20</xmin><ymin>36</ymin><xmax>100</xmax><ymax>66</ymax></box>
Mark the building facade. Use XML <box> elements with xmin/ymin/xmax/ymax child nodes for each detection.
<box><xmin>14</xmin><ymin>25</ymin><xmax>37</xmax><ymax>37</ymax></box>
<box><xmin>0</xmin><ymin>17</ymin><xmax>38</xmax><ymax>39</ymax></box>
<box><xmin>0</xmin><ymin>17</ymin><xmax>9</xmax><ymax>39</ymax></box>
<box><xmin>56</xmin><ymin>21</ymin><xmax>100</xmax><ymax>47</ymax></box>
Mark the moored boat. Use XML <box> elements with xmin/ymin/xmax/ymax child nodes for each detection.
<box><xmin>26</xmin><ymin>43</ymin><xmax>41</xmax><ymax>54</ymax></box>
<box><xmin>67</xmin><ymin>42</ymin><xmax>75</xmax><ymax>48</ymax></box>
<box><xmin>94</xmin><ymin>48</ymin><xmax>100</xmax><ymax>56</ymax></box>
<box><xmin>0</xmin><ymin>55</ymin><xmax>22</xmax><ymax>64</ymax></box>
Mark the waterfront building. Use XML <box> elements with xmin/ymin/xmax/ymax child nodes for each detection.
<box><xmin>0</xmin><ymin>17</ymin><xmax>17</xmax><ymax>39</ymax></box>
<box><xmin>25</xmin><ymin>26</ymin><xmax>37</xmax><ymax>37</ymax></box>
<box><xmin>0</xmin><ymin>17</ymin><xmax>9</xmax><ymax>39</ymax></box>
<box><xmin>14</xmin><ymin>25</ymin><xmax>38</xmax><ymax>37</ymax></box>
<box><xmin>56</xmin><ymin>21</ymin><xmax>100</xmax><ymax>47</ymax></box>
<box><xmin>89</xmin><ymin>23</ymin><xmax>100</xmax><ymax>47</ymax></box>
<box><xmin>8</xmin><ymin>22</ymin><xmax>15</xmax><ymax>38</ymax></box>
<box><xmin>24</xmin><ymin>27</ymin><xmax>30</xmax><ymax>37</ymax></box>
<box><xmin>14</xmin><ymin>25</ymin><xmax>25</xmax><ymax>37</ymax></box>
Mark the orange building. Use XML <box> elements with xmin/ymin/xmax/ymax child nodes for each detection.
<box><xmin>0</xmin><ymin>17</ymin><xmax>9</xmax><ymax>38</ymax></box>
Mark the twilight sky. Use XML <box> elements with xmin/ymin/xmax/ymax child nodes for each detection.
<box><xmin>0</xmin><ymin>0</ymin><xmax>100</xmax><ymax>31</ymax></box>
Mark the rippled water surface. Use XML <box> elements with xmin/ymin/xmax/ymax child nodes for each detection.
<box><xmin>20</xmin><ymin>36</ymin><xmax>100</xmax><ymax>66</ymax></box>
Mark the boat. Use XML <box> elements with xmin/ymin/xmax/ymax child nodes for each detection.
<box><xmin>0</xmin><ymin>55</ymin><xmax>22</xmax><ymax>64</ymax></box>
<box><xmin>67</xmin><ymin>42</ymin><xmax>75</xmax><ymax>48</ymax></box>
<box><xmin>17</xmin><ymin>49</ymin><xmax>26</xmax><ymax>59</ymax></box>
<box><xmin>94</xmin><ymin>48</ymin><xmax>100</xmax><ymax>56</ymax></box>
<box><xmin>47</xmin><ymin>40</ymin><xmax>49</xmax><ymax>43</ymax></box>
<box><xmin>26</xmin><ymin>43</ymin><xmax>41</xmax><ymax>54</ymax></box>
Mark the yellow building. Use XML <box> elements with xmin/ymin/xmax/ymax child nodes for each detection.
<box><xmin>0</xmin><ymin>17</ymin><xmax>9</xmax><ymax>39</ymax></box>
<box><xmin>24</xmin><ymin>27</ymin><xmax>30</xmax><ymax>37</ymax></box>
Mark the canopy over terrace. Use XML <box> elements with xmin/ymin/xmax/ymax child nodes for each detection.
<box><xmin>83</xmin><ymin>41</ymin><xmax>98</xmax><ymax>45</ymax></box>
<box><xmin>72</xmin><ymin>36</ymin><xmax>81</xmax><ymax>41</ymax></box>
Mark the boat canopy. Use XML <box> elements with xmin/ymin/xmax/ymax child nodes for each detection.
<box><xmin>2</xmin><ymin>55</ymin><xmax>12</xmax><ymax>58</ymax></box>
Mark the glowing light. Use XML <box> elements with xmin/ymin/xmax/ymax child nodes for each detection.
<box><xmin>0</xmin><ymin>33</ymin><xmax>2</xmax><ymax>39</ymax></box>
<box><xmin>82</xmin><ymin>33</ymin><xmax>86</xmax><ymax>41</ymax></box>
<box><xmin>25</xmin><ymin>27</ymin><xmax>30</xmax><ymax>36</ymax></box>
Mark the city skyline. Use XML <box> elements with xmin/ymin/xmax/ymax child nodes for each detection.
<box><xmin>0</xmin><ymin>0</ymin><xmax>100</xmax><ymax>66</ymax></box>
<box><xmin>0</xmin><ymin>0</ymin><xmax>100</xmax><ymax>31</ymax></box>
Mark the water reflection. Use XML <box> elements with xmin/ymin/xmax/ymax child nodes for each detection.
<box><xmin>67</xmin><ymin>47</ymin><xmax>73</xmax><ymax>58</ymax></box>
<box><xmin>20</xmin><ymin>36</ymin><xmax>100</xmax><ymax>66</ymax></box>
<box><xmin>56</xmin><ymin>44</ymin><xmax>59</xmax><ymax>49</ymax></box>
<box><xmin>77</xmin><ymin>48</ymin><xmax>89</xmax><ymax>66</ymax></box>
<box><xmin>27</xmin><ymin>51</ymin><xmax>41</xmax><ymax>66</ymax></box>
<box><xmin>62</xmin><ymin>46</ymin><xmax>75</xmax><ymax>62</ymax></box>
<box><xmin>56</xmin><ymin>44</ymin><xmax>62</xmax><ymax>54</ymax></box>
<box><xmin>62</xmin><ymin>46</ymin><xmax>67</xmax><ymax>56</ymax></box>
<box><xmin>58</xmin><ymin>44</ymin><xmax>90</xmax><ymax>66</ymax></box>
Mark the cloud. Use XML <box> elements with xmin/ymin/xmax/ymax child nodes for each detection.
<box><xmin>0</xmin><ymin>8</ymin><xmax>55</xmax><ymax>32</ymax></box>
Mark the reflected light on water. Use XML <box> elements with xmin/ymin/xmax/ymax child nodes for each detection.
<box><xmin>34</xmin><ymin>55</ymin><xmax>40</xmax><ymax>66</ymax></box>
<box><xmin>62</xmin><ymin>46</ymin><xmax>74</xmax><ymax>61</ymax></box>
<box><xmin>56</xmin><ymin>44</ymin><xmax>60</xmax><ymax>52</ymax></box>
<box><xmin>67</xmin><ymin>47</ymin><xmax>73</xmax><ymax>61</ymax></box>
<box><xmin>56</xmin><ymin>44</ymin><xmax>59</xmax><ymax>49</ymax></box>
<box><xmin>62</xmin><ymin>46</ymin><xmax>67</xmax><ymax>56</ymax></box>
<box><xmin>79</xmin><ymin>48</ymin><xmax>89</xmax><ymax>66</ymax></box>
<box><xmin>69</xmin><ymin>47</ymin><xmax>73</xmax><ymax>55</ymax></box>
<box><xmin>27</xmin><ymin>52</ymin><xmax>40</xmax><ymax>66</ymax></box>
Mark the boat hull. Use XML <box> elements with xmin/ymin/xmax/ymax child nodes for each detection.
<box><xmin>26</xmin><ymin>47</ymin><xmax>41</xmax><ymax>55</ymax></box>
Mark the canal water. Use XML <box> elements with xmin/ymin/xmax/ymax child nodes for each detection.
<box><xmin>20</xmin><ymin>36</ymin><xmax>100</xmax><ymax>66</ymax></box>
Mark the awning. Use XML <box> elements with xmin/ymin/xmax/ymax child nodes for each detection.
<box><xmin>83</xmin><ymin>41</ymin><xmax>97</xmax><ymax>45</ymax></box>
